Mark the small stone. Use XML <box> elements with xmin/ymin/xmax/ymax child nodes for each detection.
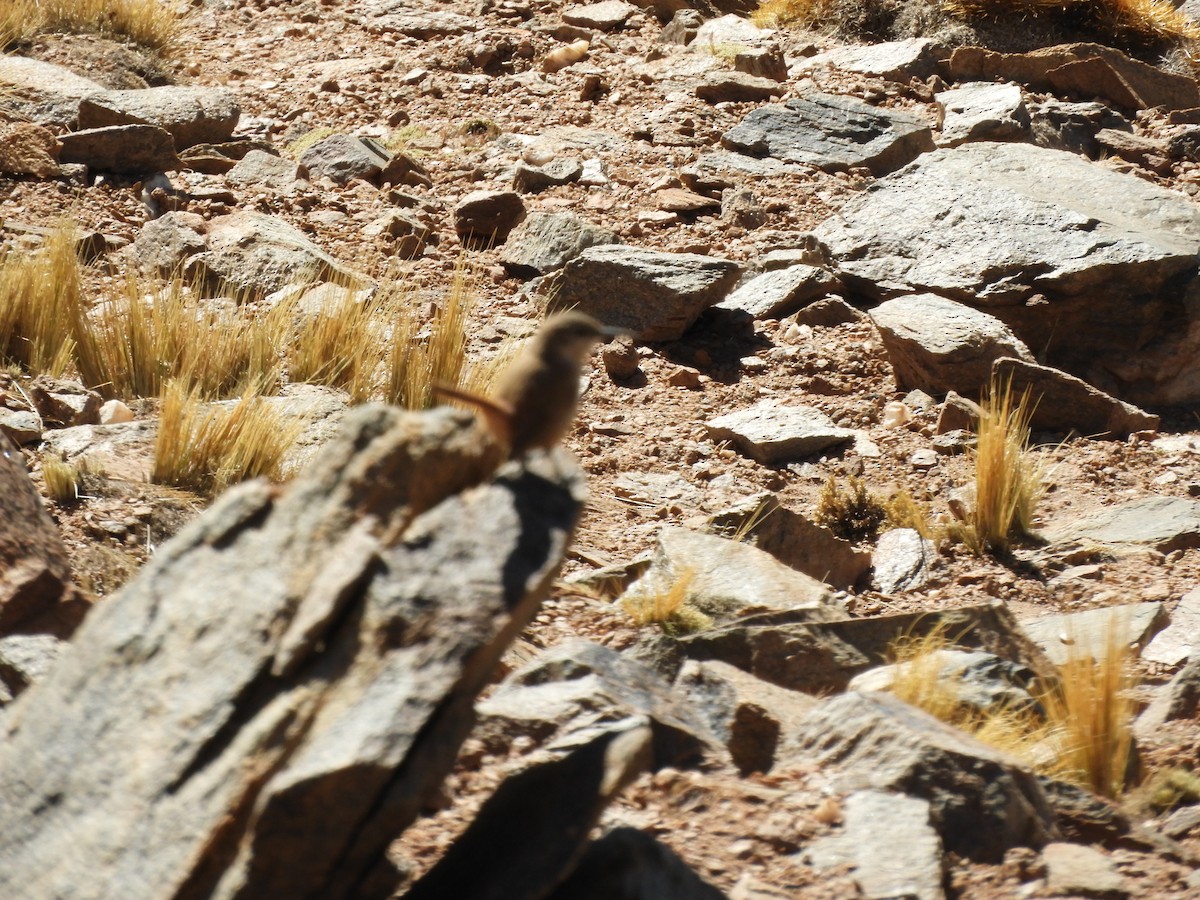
<box><xmin>667</xmin><ymin>366</ymin><xmax>703</xmax><ymax>389</ymax></box>
<box><xmin>602</xmin><ymin>337</ymin><xmax>640</xmax><ymax>380</ymax></box>
<box><xmin>909</xmin><ymin>448</ymin><xmax>938</xmax><ymax>469</ymax></box>
<box><xmin>99</xmin><ymin>400</ymin><xmax>135</xmax><ymax>425</ymax></box>
<box><xmin>1041</xmin><ymin>842</ymin><xmax>1127</xmax><ymax>898</ymax></box>
<box><xmin>454</xmin><ymin>190</ymin><xmax>527</xmax><ymax>245</ymax></box>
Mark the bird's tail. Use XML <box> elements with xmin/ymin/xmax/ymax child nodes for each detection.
<box><xmin>432</xmin><ymin>382</ymin><xmax>515</xmax><ymax>450</ymax></box>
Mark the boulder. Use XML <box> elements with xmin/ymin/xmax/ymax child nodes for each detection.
<box><xmin>225</xmin><ymin>149</ymin><xmax>306</xmax><ymax>193</ymax></box>
<box><xmin>705</xmin><ymin>402</ymin><xmax>856</xmax><ymax>464</ymax></box>
<box><xmin>817</xmin><ymin>142</ymin><xmax>1200</xmax><ymax>405</ymax></box>
<box><xmin>0</xmin><ymin>123</ymin><xmax>61</xmax><ymax>177</ymax></box>
<box><xmin>78</xmin><ymin>87</ymin><xmax>240</xmax><ymax>150</ymax></box>
<box><xmin>0</xmin><ymin>405</ymin><xmax>583</xmax><ymax>899</ymax></box>
<box><xmin>58</xmin><ymin>125</ymin><xmax>178</xmax><ymax>176</ymax></box>
<box><xmin>802</xmin><ymin>38</ymin><xmax>944</xmax><ymax>82</ymax></box>
<box><xmin>935</xmin><ymin>81</ymin><xmax>1029</xmax><ymax>147</ymax></box>
<box><xmin>299</xmin><ymin>133</ymin><xmax>390</xmax><ymax>186</ymax></box>
<box><xmin>717</xmin><ymin>265</ymin><xmax>841</xmax><ymax>320</ymax></box>
<box><xmin>542</xmin><ymin>245</ymin><xmax>740</xmax><ymax>341</ymax></box>
<box><xmin>0</xmin><ymin>56</ymin><xmax>106</xmax><ymax>126</ymax></box>
<box><xmin>454</xmin><ymin>190</ymin><xmax>527</xmax><ymax>245</ymax></box>
<box><xmin>499</xmin><ymin>212</ymin><xmax>621</xmax><ymax>276</ymax></box>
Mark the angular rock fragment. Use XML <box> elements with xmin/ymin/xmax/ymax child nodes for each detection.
<box><xmin>722</xmin><ymin>93</ymin><xmax>934</xmax><ymax>175</ymax></box>
<box><xmin>543</xmin><ymin>245</ymin><xmax>740</xmax><ymax>340</ymax></box>
<box><xmin>0</xmin><ymin>123</ymin><xmax>61</xmax><ymax>177</ymax></box>
<box><xmin>850</xmin><ymin>649</ymin><xmax>1039</xmax><ymax>716</ymax></box>
<box><xmin>513</xmin><ymin>157</ymin><xmax>583</xmax><ymax>193</ymax></box>
<box><xmin>936</xmin><ymin>81</ymin><xmax>1029</xmax><ymax>147</ymax></box>
<box><xmin>454</xmin><ymin>189</ymin><xmax>527</xmax><ymax>245</ymax></box>
<box><xmin>0</xmin><ymin>56</ymin><xmax>106</xmax><ymax>126</ymax></box>
<box><xmin>1041</xmin><ymin>842</ymin><xmax>1128</xmax><ymax>898</ymax></box>
<box><xmin>300</xmin><ymin>133</ymin><xmax>389</xmax><ymax>185</ymax></box>
<box><xmin>718</xmin><ymin>265</ymin><xmax>841</xmax><ymax>319</ymax></box>
<box><xmin>1046</xmin><ymin>497</ymin><xmax>1200</xmax><ymax>556</ymax></box>
<box><xmin>500</xmin><ymin>211</ymin><xmax>621</xmax><ymax>276</ymax></box>
<box><xmin>696</xmin><ymin>71</ymin><xmax>783</xmax><ymax>104</ymax></box>
<box><xmin>790</xmin><ymin>691</ymin><xmax>1056</xmax><ymax>860</ymax></box>
<box><xmin>1141</xmin><ymin>586</ymin><xmax>1200</xmax><ymax>666</ymax></box>
<box><xmin>78</xmin><ymin>86</ymin><xmax>240</xmax><ymax>150</ymax></box>
<box><xmin>1020</xmin><ymin>600</ymin><xmax>1166</xmax><ymax>666</ymax></box>
<box><xmin>476</xmin><ymin>639</ymin><xmax>721</xmax><ymax>768</ymax></box>
<box><xmin>0</xmin><ymin>406</ymin><xmax>582</xmax><ymax>900</ymax></box>
<box><xmin>706</xmin><ymin>402</ymin><xmax>855</xmax><ymax>465</ymax></box>
<box><xmin>804</xmin><ymin>790</ymin><xmax>946</xmax><ymax>900</ymax></box>
<box><xmin>802</xmin><ymin>38</ymin><xmax>944</xmax><ymax>82</ymax></box>
<box><xmin>619</xmin><ymin>526</ymin><xmax>836</xmax><ymax>623</ymax></box>
<box><xmin>225</xmin><ymin>149</ymin><xmax>306</xmax><ymax>193</ymax></box>
<box><xmin>29</xmin><ymin>377</ymin><xmax>101</xmax><ymax>428</ymax></box>
<box><xmin>562</xmin><ymin>1</ymin><xmax>639</xmax><ymax>31</ymax></box>
<box><xmin>58</xmin><ymin>124</ymin><xmax>178</xmax><ymax>175</ymax></box>
<box><xmin>991</xmin><ymin>357</ymin><xmax>1159</xmax><ymax>438</ymax></box>
<box><xmin>872</xmin><ymin>527</ymin><xmax>936</xmax><ymax>593</ymax></box>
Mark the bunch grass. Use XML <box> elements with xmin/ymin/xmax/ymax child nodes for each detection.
<box><xmin>1</xmin><ymin>0</ymin><xmax>183</xmax><ymax>51</ymax></box>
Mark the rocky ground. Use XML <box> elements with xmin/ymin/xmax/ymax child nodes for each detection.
<box><xmin>4</xmin><ymin>0</ymin><xmax>1200</xmax><ymax>897</ymax></box>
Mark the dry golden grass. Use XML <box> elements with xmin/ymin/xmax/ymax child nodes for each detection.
<box><xmin>151</xmin><ymin>380</ymin><xmax>303</xmax><ymax>495</ymax></box>
<box><xmin>0</xmin><ymin>227</ymin><xmax>85</xmax><ymax>377</ymax></box>
<box><xmin>621</xmin><ymin>567</ymin><xmax>713</xmax><ymax>635</ymax></box>
<box><xmin>287</xmin><ymin>284</ymin><xmax>387</xmax><ymax>402</ymax></box>
<box><xmin>42</xmin><ymin>455</ymin><xmax>80</xmax><ymax>504</ymax></box>
<box><xmin>884</xmin><ymin>489</ymin><xmax>936</xmax><ymax>541</ymax></box>
<box><xmin>1</xmin><ymin>0</ymin><xmax>183</xmax><ymax>51</ymax></box>
<box><xmin>950</xmin><ymin>379</ymin><xmax>1044</xmax><ymax>555</ymax></box>
<box><xmin>886</xmin><ymin>617</ymin><xmax>1138</xmax><ymax>797</ymax></box>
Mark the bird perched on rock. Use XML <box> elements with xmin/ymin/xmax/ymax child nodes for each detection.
<box><xmin>435</xmin><ymin>311</ymin><xmax>621</xmax><ymax>457</ymax></box>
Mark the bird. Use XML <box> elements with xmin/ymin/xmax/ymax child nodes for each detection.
<box><xmin>434</xmin><ymin>311</ymin><xmax>621</xmax><ymax>457</ymax></box>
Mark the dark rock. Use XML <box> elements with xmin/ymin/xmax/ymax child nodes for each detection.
<box><xmin>454</xmin><ymin>190</ymin><xmax>527</xmax><ymax>245</ymax></box>
<box><xmin>58</xmin><ymin>125</ymin><xmax>178</xmax><ymax>176</ymax></box>
<box><xmin>406</xmin><ymin>727</ymin><xmax>653</xmax><ymax>900</ymax></box>
<box><xmin>300</xmin><ymin>133</ymin><xmax>390</xmax><ymax>185</ymax></box>
<box><xmin>790</xmin><ymin>691</ymin><xmax>1057</xmax><ymax>861</ymax></box>
<box><xmin>29</xmin><ymin>377</ymin><xmax>102</xmax><ymax>428</ymax></box>
<box><xmin>722</xmin><ymin>93</ymin><xmax>935</xmax><ymax>176</ymax></box>
<box><xmin>0</xmin><ymin>405</ymin><xmax>583</xmax><ymax>899</ymax></box>
<box><xmin>542</xmin><ymin>245</ymin><xmax>740</xmax><ymax>341</ymax></box>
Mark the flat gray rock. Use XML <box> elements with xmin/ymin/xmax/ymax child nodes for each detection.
<box><xmin>58</xmin><ymin>125</ymin><xmax>178</xmax><ymax>176</ymax></box>
<box><xmin>300</xmin><ymin>133</ymin><xmax>389</xmax><ymax>186</ymax></box>
<box><xmin>718</xmin><ymin>265</ymin><xmax>840</xmax><ymax>319</ymax></box>
<box><xmin>721</xmin><ymin>93</ymin><xmax>934</xmax><ymax>175</ymax></box>
<box><xmin>706</xmin><ymin>402</ymin><xmax>854</xmax><ymax>465</ymax></box>
<box><xmin>78</xmin><ymin>86</ymin><xmax>239</xmax><ymax>150</ymax></box>
<box><xmin>696</xmin><ymin>71</ymin><xmax>784</xmax><ymax>104</ymax></box>
<box><xmin>1142</xmin><ymin>585</ymin><xmax>1200</xmax><ymax>666</ymax></box>
<box><xmin>0</xmin><ymin>56</ymin><xmax>106</xmax><ymax>125</ymax></box>
<box><xmin>128</xmin><ymin>211</ymin><xmax>208</xmax><ymax>277</ymax></box>
<box><xmin>500</xmin><ymin>211</ymin><xmax>620</xmax><ymax>276</ymax></box>
<box><xmin>1020</xmin><ymin>600</ymin><xmax>1166</xmax><ymax>666</ymax></box>
<box><xmin>936</xmin><ymin>81</ymin><xmax>1029</xmax><ymax>147</ymax></box>
<box><xmin>992</xmin><ymin>357</ymin><xmax>1159</xmax><ymax>437</ymax></box>
<box><xmin>805</xmin><ymin>790</ymin><xmax>945</xmax><ymax>900</ymax></box>
<box><xmin>1046</xmin><ymin>496</ymin><xmax>1200</xmax><ymax>554</ymax></box>
<box><xmin>870</xmin><ymin>294</ymin><xmax>1035</xmax><ymax>395</ymax></box>
<box><xmin>562</xmin><ymin>0</ymin><xmax>638</xmax><ymax>30</ymax></box>
<box><xmin>789</xmin><ymin>691</ymin><xmax>1055</xmax><ymax>861</ymax></box>
<box><xmin>543</xmin><ymin>245</ymin><xmax>740</xmax><ymax>341</ymax></box>
<box><xmin>361</xmin><ymin>6</ymin><xmax>475</xmax><ymax>36</ymax></box>
<box><xmin>618</xmin><ymin>525</ymin><xmax>835</xmax><ymax>622</ymax></box>
<box><xmin>802</xmin><ymin>38</ymin><xmax>944</xmax><ymax>82</ymax></box>
<box><xmin>1041</xmin><ymin>842</ymin><xmax>1128</xmax><ymax>898</ymax></box>
<box><xmin>225</xmin><ymin>149</ymin><xmax>305</xmax><ymax>193</ymax></box>
<box><xmin>815</xmin><ymin>142</ymin><xmax>1200</xmax><ymax>406</ymax></box>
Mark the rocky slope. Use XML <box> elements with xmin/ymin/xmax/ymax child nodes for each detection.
<box><xmin>3</xmin><ymin>0</ymin><xmax>1200</xmax><ymax>896</ymax></box>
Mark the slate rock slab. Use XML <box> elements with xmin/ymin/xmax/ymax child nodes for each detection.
<box><xmin>717</xmin><ymin>265</ymin><xmax>841</xmax><ymax>319</ymax></box>
<box><xmin>802</xmin><ymin>38</ymin><xmax>944</xmax><ymax>82</ymax></box>
<box><xmin>936</xmin><ymin>81</ymin><xmax>1029</xmax><ymax>147</ymax></box>
<box><xmin>789</xmin><ymin>691</ymin><xmax>1056</xmax><ymax>861</ymax></box>
<box><xmin>300</xmin><ymin>133</ymin><xmax>389</xmax><ymax>186</ymax></box>
<box><xmin>992</xmin><ymin>357</ymin><xmax>1159</xmax><ymax>438</ymax></box>
<box><xmin>804</xmin><ymin>790</ymin><xmax>945</xmax><ymax>900</ymax></box>
<box><xmin>500</xmin><ymin>211</ymin><xmax>621</xmax><ymax>276</ymax></box>
<box><xmin>721</xmin><ymin>93</ymin><xmax>935</xmax><ymax>176</ymax></box>
<box><xmin>870</xmin><ymin>293</ymin><xmax>1035</xmax><ymax>395</ymax></box>
<box><xmin>706</xmin><ymin>401</ymin><xmax>856</xmax><ymax>464</ymax></box>
<box><xmin>815</xmin><ymin>142</ymin><xmax>1200</xmax><ymax>406</ymax></box>
<box><xmin>562</xmin><ymin>1</ymin><xmax>639</xmax><ymax>30</ymax></box>
<box><xmin>619</xmin><ymin>525</ymin><xmax>836</xmax><ymax>623</ymax></box>
<box><xmin>0</xmin><ymin>56</ymin><xmax>107</xmax><ymax>126</ymax></box>
<box><xmin>1041</xmin><ymin>842</ymin><xmax>1128</xmax><ymax>898</ymax></box>
<box><xmin>0</xmin><ymin>406</ymin><xmax>583</xmax><ymax>900</ymax></box>
<box><xmin>1020</xmin><ymin>600</ymin><xmax>1166</xmax><ymax>666</ymax></box>
<box><xmin>475</xmin><ymin>639</ymin><xmax>721</xmax><ymax>768</ymax></box>
<box><xmin>1046</xmin><ymin>496</ymin><xmax>1200</xmax><ymax>555</ymax></box>
<box><xmin>78</xmin><ymin>86</ymin><xmax>240</xmax><ymax>150</ymax></box>
<box><xmin>543</xmin><ymin>245</ymin><xmax>740</xmax><ymax>341</ymax></box>
<box><xmin>58</xmin><ymin>125</ymin><xmax>178</xmax><ymax>175</ymax></box>
<box><xmin>1142</xmin><ymin>585</ymin><xmax>1200</xmax><ymax>667</ymax></box>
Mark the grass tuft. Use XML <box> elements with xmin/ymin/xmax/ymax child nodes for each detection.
<box><xmin>287</xmin><ymin>283</ymin><xmax>387</xmax><ymax>402</ymax></box>
<box><xmin>815</xmin><ymin>475</ymin><xmax>887</xmax><ymax>542</ymax></box>
<box><xmin>0</xmin><ymin>226</ymin><xmax>85</xmax><ymax>377</ymax></box>
<box><xmin>42</xmin><ymin>455</ymin><xmax>80</xmax><ymax>504</ymax></box>
<box><xmin>1</xmin><ymin>0</ymin><xmax>183</xmax><ymax>52</ymax></box>
<box><xmin>948</xmin><ymin>378</ymin><xmax>1044</xmax><ymax>555</ymax></box>
<box><xmin>621</xmin><ymin>567</ymin><xmax>713</xmax><ymax>636</ymax></box>
<box><xmin>151</xmin><ymin>380</ymin><xmax>303</xmax><ymax>495</ymax></box>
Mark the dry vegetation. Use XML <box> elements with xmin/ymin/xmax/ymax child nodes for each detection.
<box><xmin>0</xmin><ymin>0</ymin><xmax>182</xmax><ymax>51</ymax></box>
<box><xmin>887</xmin><ymin>618</ymin><xmax>1139</xmax><ymax>798</ymax></box>
<box><xmin>621</xmin><ymin>567</ymin><xmax>715</xmax><ymax>636</ymax></box>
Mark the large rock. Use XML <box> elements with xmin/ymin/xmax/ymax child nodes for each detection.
<box><xmin>499</xmin><ymin>211</ymin><xmax>621</xmax><ymax>276</ymax></box>
<box><xmin>789</xmin><ymin>691</ymin><xmax>1056</xmax><ymax>861</ymax></box>
<box><xmin>0</xmin><ymin>123</ymin><xmax>61</xmax><ymax>177</ymax></box>
<box><xmin>717</xmin><ymin>265</ymin><xmax>841</xmax><ymax>319</ymax></box>
<box><xmin>870</xmin><ymin>294</ymin><xmax>1035</xmax><ymax>395</ymax></box>
<box><xmin>935</xmin><ymin>81</ymin><xmax>1029</xmax><ymax>147</ymax></box>
<box><xmin>184</xmin><ymin>211</ymin><xmax>355</xmax><ymax>297</ymax></box>
<box><xmin>1045</xmin><ymin>496</ymin><xmax>1200</xmax><ymax>556</ymax></box>
<box><xmin>1020</xmin><ymin>600</ymin><xmax>1166</xmax><ymax>666</ymax></box>
<box><xmin>706</xmin><ymin>402</ymin><xmax>855</xmax><ymax>464</ymax></box>
<box><xmin>299</xmin><ymin>133</ymin><xmax>390</xmax><ymax>186</ymax></box>
<box><xmin>78</xmin><ymin>87</ymin><xmax>240</xmax><ymax>150</ymax></box>
<box><xmin>543</xmin><ymin>245</ymin><xmax>741</xmax><ymax>340</ymax></box>
<box><xmin>721</xmin><ymin>93</ymin><xmax>934</xmax><ymax>176</ymax></box>
<box><xmin>802</xmin><ymin>38</ymin><xmax>944</xmax><ymax>82</ymax></box>
<box><xmin>0</xmin><ymin>56</ymin><xmax>106</xmax><ymax>126</ymax></box>
<box><xmin>225</xmin><ymin>150</ymin><xmax>306</xmax><ymax>193</ymax></box>
<box><xmin>128</xmin><ymin>211</ymin><xmax>209</xmax><ymax>277</ymax></box>
<box><xmin>58</xmin><ymin>125</ymin><xmax>178</xmax><ymax>175</ymax></box>
<box><xmin>0</xmin><ymin>406</ymin><xmax>583</xmax><ymax>900</ymax></box>
<box><xmin>816</xmin><ymin>142</ymin><xmax>1200</xmax><ymax>406</ymax></box>
<box><xmin>991</xmin><ymin>357</ymin><xmax>1159</xmax><ymax>437</ymax></box>
<box><xmin>454</xmin><ymin>190</ymin><xmax>527</xmax><ymax>245</ymax></box>
<box><xmin>476</xmin><ymin>640</ymin><xmax>721</xmax><ymax>768</ymax></box>
<box><xmin>0</xmin><ymin>434</ymin><xmax>89</xmax><ymax>639</ymax></box>
<box><xmin>618</xmin><ymin>526</ymin><xmax>836</xmax><ymax>623</ymax></box>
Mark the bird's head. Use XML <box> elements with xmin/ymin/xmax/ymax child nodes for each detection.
<box><xmin>540</xmin><ymin>311</ymin><xmax>627</xmax><ymax>364</ymax></box>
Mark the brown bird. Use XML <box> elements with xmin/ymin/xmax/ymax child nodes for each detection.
<box><xmin>435</xmin><ymin>311</ymin><xmax>621</xmax><ymax>456</ymax></box>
